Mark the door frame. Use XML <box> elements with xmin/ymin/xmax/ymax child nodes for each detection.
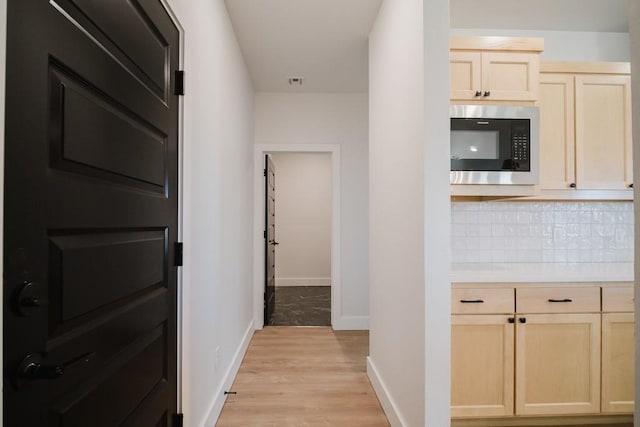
<box><xmin>157</xmin><ymin>0</ymin><xmax>185</xmax><ymax>415</ymax></box>
<box><xmin>253</xmin><ymin>144</ymin><xmax>341</xmax><ymax>329</ymax></box>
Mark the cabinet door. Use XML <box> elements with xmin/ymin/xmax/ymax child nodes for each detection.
<box><xmin>575</xmin><ymin>75</ymin><xmax>633</xmax><ymax>190</ymax></box>
<box><xmin>515</xmin><ymin>314</ymin><xmax>600</xmax><ymax>415</ymax></box>
<box><xmin>539</xmin><ymin>74</ymin><xmax>576</xmax><ymax>190</ymax></box>
<box><xmin>482</xmin><ymin>52</ymin><xmax>539</xmax><ymax>101</ymax></box>
<box><xmin>450</xmin><ymin>51</ymin><xmax>482</xmax><ymax>100</ymax></box>
<box><xmin>451</xmin><ymin>315</ymin><xmax>514</xmax><ymax>417</ymax></box>
<box><xmin>602</xmin><ymin>313</ymin><xmax>634</xmax><ymax>413</ymax></box>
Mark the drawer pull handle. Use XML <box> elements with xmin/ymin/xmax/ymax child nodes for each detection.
<box><xmin>548</xmin><ymin>298</ymin><xmax>573</xmax><ymax>303</ymax></box>
<box><xmin>460</xmin><ymin>299</ymin><xmax>484</xmax><ymax>303</ymax></box>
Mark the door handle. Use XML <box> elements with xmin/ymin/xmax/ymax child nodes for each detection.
<box><xmin>269</xmin><ymin>240</ymin><xmax>279</xmax><ymax>246</ymax></box>
<box><xmin>15</xmin><ymin>352</ymin><xmax>95</xmax><ymax>389</ymax></box>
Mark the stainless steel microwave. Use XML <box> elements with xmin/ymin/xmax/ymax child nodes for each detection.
<box><xmin>450</xmin><ymin>105</ymin><xmax>539</xmax><ymax>185</ymax></box>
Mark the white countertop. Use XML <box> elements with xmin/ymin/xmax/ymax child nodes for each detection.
<box><xmin>451</xmin><ymin>262</ymin><xmax>633</xmax><ymax>283</ymax></box>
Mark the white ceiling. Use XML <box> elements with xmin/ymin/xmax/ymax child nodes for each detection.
<box><xmin>225</xmin><ymin>0</ymin><xmax>383</xmax><ymax>93</ymax></box>
<box><xmin>451</xmin><ymin>0</ymin><xmax>629</xmax><ymax>32</ymax></box>
<box><xmin>226</xmin><ymin>0</ymin><xmax>629</xmax><ymax>93</ymax></box>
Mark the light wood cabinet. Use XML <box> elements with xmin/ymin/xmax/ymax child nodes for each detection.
<box><xmin>539</xmin><ymin>63</ymin><xmax>633</xmax><ymax>192</ymax></box>
<box><xmin>451</xmin><ymin>315</ymin><xmax>514</xmax><ymax>417</ymax></box>
<box><xmin>539</xmin><ymin>73</ymin><xmax>575</xmax><ymax>190</ymax></box>
<box><xmin>515</xmin><ymin>313</ymin><xmax>601</xmax><ymax>415</ymax></box>
<box><xmin>575</xmin><ymin>75</ymin><xmax>633</xmax><ymax>190</ymax></box>
<box><xmin>450</xmin><ymin>37</ymin><xmax>542</xmax><ymax>102</ymax></box>
<box><xmin>601</xmin><ymin>284</ymin><xmax>634</xmax><ymax>413</ymax></box>
<box><xmin>452</xmin><ymin>282</ymin><xmax>634</xmax><ymax>423</ymax></box>
<box><xmin>601</xmin><ymin>313</ymin><xmax>634</xmax><ymax>413</ymax></box>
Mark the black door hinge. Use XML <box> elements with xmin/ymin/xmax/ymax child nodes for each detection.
<box><xmin>264</xmin><ymin>168</ymin><xmax>267</xmax><ymax>177</ymax></box>
<box><xmin>173</xmin><ymin>413</ymin><xmax>184</xmax><ymax>427</ymax></box>
<box><xmin>174</xmin><ymin>242</ymin><xmax>184</xmax><ymax>267</ymax></box>
<box><xmin>174</xmin><ymin>70</ymin><xmax>185</xmax><ymax>96</ymax></box>
<box><xmin>264</xmin><ymin>230</ymin><xmax>267</xmax><ymax>239</ymax></box>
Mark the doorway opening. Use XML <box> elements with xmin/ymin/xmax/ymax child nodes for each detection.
<box><xmin>253</xmin><ymin>144</ymin><xmax>341</xmax><ymax>330</ymax></box>
<box><xmin>265</xmin><ymin>152</ymin><xmax>332</xmax><ymax>326</ymax></box>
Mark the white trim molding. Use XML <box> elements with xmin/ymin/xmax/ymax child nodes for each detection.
<box><xmin>334</xmin><ymin>315</ymin><xmax>369</xmax><ymax>331</ymax></box>
<box><xmin>367</xmin><ymin>356</ymin><xmax>407</xmax><ymax>427</ymax></box>
<box><xmin>253</xmin><ymin>144</ymin><xmax>342</xmax><ymax>329</ymax></box>
<box><xmin>275</xmin><ymin>277</ymin><xmax>331</xmax><ymax>287</ymax></box>
<box><xmin>203</xmin><ymin>321</ymin><xmax>254</xmax><ymax>426</ymax></box>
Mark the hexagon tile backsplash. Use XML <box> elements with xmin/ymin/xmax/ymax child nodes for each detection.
<box><xmin>451</xmin><ymin>201</ymin><xmax>634</xmax><ymax>263</ymax></box>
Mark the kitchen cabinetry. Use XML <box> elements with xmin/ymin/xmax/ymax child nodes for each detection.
<box><xmin>451</xmin><ymin>283</ymin><xmax>634</xmax><ymax>423</ymax></box>
<box><xmin>539</xmin><ymin>63</ymin><xmax>633</xmax><ymax>192</ymax></box>
<box><xmin>450</xmin><ymin>37</ymin><xmax>543</xmax><ymax>102</ymax></box>
<box><xmin>601</xmin><ymin>285</ymin><xmax>634</xmax><ymax>413</ymax></box>
<box><xmin>451</xmin><ymin>288</ymin><xmax>514</xmax><ymax>417</ymax></box>
<box><xmin>515</xmin><ymin>287</ymin><xmax>601</xmax><ymax>415</ymax></box>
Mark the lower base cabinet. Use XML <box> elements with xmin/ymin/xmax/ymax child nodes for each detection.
<box><xmin>601</xmin><ymin>313</ymin><xmax>635</xmax><ymax>413</ymax></box>
<box><xmin>451</xmin><ymin>315</ymin><xmax>514</xmax><ymax>417</ymax></box>
<box><xmin>515</xmin><ymin>313</ymin><xmax>601</xmax><ymax>415</ymax></box>
<box><xmin>452</xmin><ymin>283</ymin><xmax>634</xmax><ymax>423</ymax></box>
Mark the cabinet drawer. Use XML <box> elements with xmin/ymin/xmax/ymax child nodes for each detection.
<box><xmin>602</xmin><ymin>285</ymin><xmax>634</xmax><ymax>312</ymax></box>
<box><xmin>452</xmin><ymin>288</ymin><xmax>514</xmax><ymax>314</ymax></box>
<box><xmin>516</xmin><ymin>287</ymin><xmax>600</xmax><ymax>313</ymax></box>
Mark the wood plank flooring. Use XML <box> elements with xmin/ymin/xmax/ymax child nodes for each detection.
<box><xmin>216</xmin><ymin>327</ymin><xmax>389</xmax><ymax>426</ymax></box>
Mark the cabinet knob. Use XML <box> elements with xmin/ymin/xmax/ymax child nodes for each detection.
<box><xmin>519</xmin><ymin>317</ymin><xmax>527</xmax><ymax>324</ymax></box>
<box><xmin>629</xmin><ymin>183</ymin><xmax>634</xmax><ymax>189</ymax></box>
<box><xmin>483</xmin><ymin>91</ymin><xmax>490</xmax><ymax>97</ymax></box>
<box><xmin>508</xmin><ymin>317</ymin><xmax>515</xmax><ymax>324</ymax></box>
<box><xmin>474</xmin><ymin>90</ymin><xmax>482</xmax><ymax>97</ymax></box>
<box><xmin>569</xmin><ymin>183</ymin><xmax>577</xmax><ymax>188</ymax></box>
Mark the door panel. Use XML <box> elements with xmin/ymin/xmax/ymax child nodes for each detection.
<box><xmin>4</xmin><ymin>0</ymin><xmax>180</xmax><ymax>425</ymax></box>
<box><xmin>265</xmin><ymin>155</ymin><xmax>276</xmax><ymax>325</ymax></box>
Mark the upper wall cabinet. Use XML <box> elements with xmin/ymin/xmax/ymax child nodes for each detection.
<box><xmin>540</xmin><ymin>62</ymin><xmax>633</xmax><ymax>192</ymax></box>
<box><xmin>450</xmin><ymin>37</ymin><xmax>543</xmax><ymax>102</ymax></box>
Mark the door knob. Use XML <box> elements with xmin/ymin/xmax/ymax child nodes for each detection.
<box><xmin>14</xmin><ymin>352</ymin><xmax>95</xmax><ymax>389</ymax></box>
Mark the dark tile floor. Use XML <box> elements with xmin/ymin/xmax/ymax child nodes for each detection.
<box><xmin>268</xmin><ymin>286</ymin><xmax>331</xmax><ymax>326</ymax></box>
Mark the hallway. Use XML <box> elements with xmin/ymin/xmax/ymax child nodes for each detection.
<box><xmin>216</xmin><ymin>327</ymin><xmax>389</xmax><ymax>426</ymax></box>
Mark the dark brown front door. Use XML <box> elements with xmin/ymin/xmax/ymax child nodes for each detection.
<box><xmin>4</xmin><ymin>0</ymin><xmax>180</xmax><ymax>425</ymax></box>
<box><xmin>264</xmin><ymin>155</ymin><xmax>276</xmax><ymax>325</ymax></box>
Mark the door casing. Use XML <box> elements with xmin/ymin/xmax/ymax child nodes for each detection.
<box><xmin>253</xmin><ymin>144</ymin><xmax>341</xmax><ymax>329</ymax></box>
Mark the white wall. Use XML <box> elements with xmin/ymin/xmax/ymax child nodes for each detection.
<box><xmin>254</xmin><ymin>93</ymin><xmax>369</xmax><ymax>321</ymax></box>
<box><xmin>367</xmin><ymin>0</ymin><xmax>426</xmax><ymax>425</ymax></box>
<box><xmin>166</xmin><ymin>0</ymin><xmax>254</xmax><ymax>426</ymax></box>
<box><xmin>270</xmin><ymin>153</ymin><xmax>331</xmax><ymax>286</ymax></box>
<box><xmin>451</xmin><ymin>28</ymin><xmax>630</xmax><ymax>62</ymax></box>
<box><xmin>629</xmin><ymin>3</ymin><xmax>640</xmax><ymax>426</ymax></box>
<box><xmin>423</xmin><ymin>0</ymin><xmax>452</xmax><ymax>424</ymax></box>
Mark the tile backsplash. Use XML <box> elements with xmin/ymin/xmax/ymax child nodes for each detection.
<box><xmin>452</xmin><ymin>201</ymin><xmax>634</xmax><ymax>263</ymax></box>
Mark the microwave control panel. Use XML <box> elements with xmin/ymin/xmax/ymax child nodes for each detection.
<box><xmin>512</xmin><ymin>134</ymin><xmax>529</xmax><ymax>162</ymax></box>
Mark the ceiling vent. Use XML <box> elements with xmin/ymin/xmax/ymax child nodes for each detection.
<box><xmin>288</xmin><ymin>77</ymin><xmax>303</xmax><ymax>86</ymax></box>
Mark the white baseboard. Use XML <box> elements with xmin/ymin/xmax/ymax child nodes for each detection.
<box><xmin>275</xmin><ymin>277</ymin><xmax>331</xmax><ymax>287</ymax></box>
<box><xmin>367</xmin><ymin>356</ymin><xmax>407</xmax><ymax>427</ymax></box>
<box><xmin>332</xmin><ymin>315</ymin><xmax>369</xmax><ymax>330</ymax></box>
<box><xmin>204</xmin><ymin>321</ymin><xmax>254</xmax><ymax>426</ymax></box>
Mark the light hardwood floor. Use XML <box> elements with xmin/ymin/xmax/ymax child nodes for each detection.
<box><xmin>216</xmin><ymin>327</ymin><xmax>390</xmax><ymax>427</ymax></box>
